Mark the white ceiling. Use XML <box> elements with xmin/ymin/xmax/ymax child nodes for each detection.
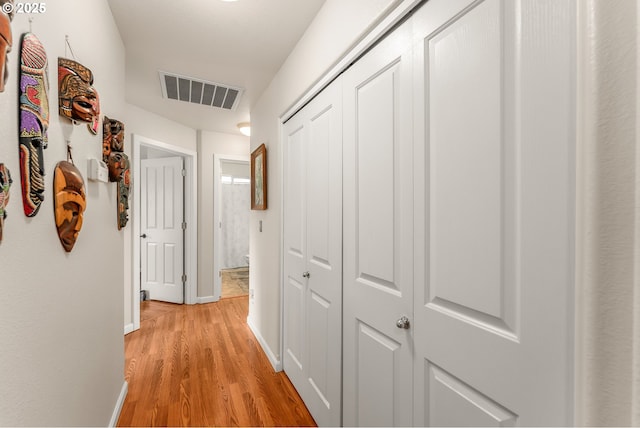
<box><xmin>107</xmin><ymin>0</ymin><xmax>326</xmax><ymax>136</ymax></box>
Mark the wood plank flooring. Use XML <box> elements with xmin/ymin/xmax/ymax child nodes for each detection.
<box><xmin>117</xmin><ymin>297</ymin><xmax>316</xmax><ymax>427</ymax></box>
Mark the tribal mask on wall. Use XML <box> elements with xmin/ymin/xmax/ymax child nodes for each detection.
<box><xmin>53</xmin><ymin>161</ymin><xmax>85</xmax><ymax>252</ymax></box>
<box><xmin>0</xmin><ymin>0</ymin><xmax>13</xmax><ymax>92</ymax></box>
<box><xmin>102</xmin><ymin>116</ymin><xmax>124</xmax><ymax>163</ymax></box>
<box><xmin>107</xmin><ymin>151</ymin><xmax>128</xmax><ymax>183</ymax></box>
<box><xmin>58</xmin><ymin>57</ymin><xmax>99</xmax><ymax>124</ymax></box>
<box><xmin>0</xmin><ymin>163</ymin><xmax>12</xmax><ymax>241</ymax></box>
<box><xmin>117</xmin><ymin>155</ymin><xmax>130</xmax><ymax>230</ymax></box>
<box><xmin>19</xmin><ymin>32</ymin><xmax>49</xmax><ymax>217</ymax></box>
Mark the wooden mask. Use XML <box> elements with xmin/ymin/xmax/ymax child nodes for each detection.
<box><xmin>0</xmin><ymin>1</ymin><xmax>13</xmax><ymax>92</ymax></box>
<box><xmin>0</xmin><ymin>163</ymin><xmax>11</xmax><ymax>241</ymax></box>
<box><xmin>102</xmin><ymin>116</ymin><xmax>124</xmax><ymax>163</ymax></box>
<box><xmin>117</xmin><ymin>154</ymin><xmax>130</xmax><ymax>230</ymax></box>
<box><xmin>53</xmin><ymin>161</ymin><xmax>86</xmax><ymax>252</ymax></box>
<box><xmin>19</xmin><ymin>33</ymin><xmax>49</xmax><ymax>217</ymax></box>
<box><xmin>107</xmin><ymin>151</ymin><xmax>128</xmax><ymax>183</ymax></box>
<box><xmin>58</xmin><ymin>57</ymin><xmax>99</xmax><ymax>124</ymax></box>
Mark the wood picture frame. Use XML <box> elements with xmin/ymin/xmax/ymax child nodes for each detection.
<box><xmin>251</xmin><ymin>143</ymin><xmax>267</xmax><ymax>210</ymax></box>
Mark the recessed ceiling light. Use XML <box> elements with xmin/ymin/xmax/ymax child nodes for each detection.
<box><xmin>221</xmin><ymin>0</ymin><xmax>238</xmax><ymax>2</ymax></box>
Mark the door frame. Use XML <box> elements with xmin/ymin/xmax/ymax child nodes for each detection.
<box><xmin>131</xmin><ymin>134</ymin><xmax>198</xmax><ymax>331</ymax></box>
<box><xmin>212</xmin><ymin>154</ymin><xmax>251</xmax><ymax>301</ymax></box>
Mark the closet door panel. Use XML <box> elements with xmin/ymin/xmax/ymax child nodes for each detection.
<box><xmin>282</xmin><ymin>79</ymin><xmax>343</xmax><ymax>428</ymax></box>
<box><xmin>413</xmin><ymin>0</ymin><xmax>575</xmax><ymax>425</ymax></box>
<box><xmin>305</xmin><ymin>83</ymin><xmax>343</xmax><ymax>427</ymax></box>
<box><xmin>343</xmin><ymin>19</ymin><xmax>414</xmax><ymax>427</ymax></box>
<box><xmin>283</xmin><ymin>118</ymin><xmax>308</xmax><ymax>391</ymax></box>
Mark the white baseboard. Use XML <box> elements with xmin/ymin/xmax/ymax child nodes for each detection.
<box><xmin>124</xmin><ymin>323</ymin><xmax>134</xmax><ymax>335</ymax></box>
<box><xmin>197</xmin><ymin>296</ymin><xmax>218</xmax><ymax>304</ymax></box>
<box><xmin>247</xmin><ymin>317</ymin><xmax>282</xmax><ymax>372</ymax></box>
<box><xmin>109</xmin><ymin>381</ymin><xmax>128</xmax><ymax>427</ymax></box>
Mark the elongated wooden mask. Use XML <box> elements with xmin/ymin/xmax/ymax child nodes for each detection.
<box><xmin>58</xmin><ymin>57</ymin><xmax>99</xmax><ymax>124</ymax></box>
<box><xmin>0</xmin><ymin>163</ymin><xmax>12</xmax><ymax>241</ymax></box>
<box><xmin>19</xmin><ymin>32</ymin><xmax>49</xmax><ymax>217</ymax></box>
<box><xmin>117</xmin><ymin>154</ymin><xmax>130</xmax><ymax>230</ymax></box>
<box><xmin>53</xmin><ymin>161</ymin><xmax>85</xmax><ymax>252</ymax></box>
<box><xmin>102</xmin><ymin>116</ymin><xmax>124</xmax><ymax>164</ymax></box>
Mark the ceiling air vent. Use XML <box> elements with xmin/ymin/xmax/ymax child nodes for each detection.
<box><xmin>159</xmin><ymin>71</ymin><xmax>243</xmax><ymax>111</ymax></box>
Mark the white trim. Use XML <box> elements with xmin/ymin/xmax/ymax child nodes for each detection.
<box><xmin>124</xmin><ymin>323</ymin><xmax>134</xmax><ymax>335</ymax></box>
<box><xmin>278</xmin><ymin>0</ymin><xmax>424</xmax><ymax>379</ymax></box>
<box><xmin>281</xmin><ymin>0</ymin><xmax>423</xmax><ymax>124</ymax></box>
<box><xmin>132</xmin><ymin>134</ymin><xmax>198</xmax><ymax>333</ymax></box>
<box><xmin>108</xmin><ymin>381</ymin><xmax>128</xmax><ymax>427</ymax></box>
<box><xmin>197</xmin><ymin>296</ymin><xmax>218</xmax><ymax>304</ymax></box>
<box><xmin>213</xmin><ymin>154</ymin><xmax>251</xmax><ymax>302</ymax></box>
<box><xmin>247</xmin><ymin>317</ymin><xmax>282</xmax><ymax>372</ymax></box>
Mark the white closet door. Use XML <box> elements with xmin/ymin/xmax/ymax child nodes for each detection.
<box><xmin>283</xmin><ymin>81</ymin><xmax>343</xmax><ymax>427</ymax></box>
<box><xmin>412</xmin><ymin>0</ymin><xmax>575</xmax><ymax>425</ymax></box>
<box><xmin>342</xmin><ymin>19</ymin><xmax>415</xmax><ymax>427</ymax></box>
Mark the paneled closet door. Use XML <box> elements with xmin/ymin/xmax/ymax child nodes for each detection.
<box><xmin>412</xmin><ymin>0</ymin><xmax>575</xmax><ymax>425</ymax></box>
<box><xmin>282</xmin><ymin>80</ymin><xmax>343</xmax><ymax>427</ymax></box>
<box><xmin>342</xmin><ymin>18</ymin><xmax>415</xmax><ymax>427</ymax></box>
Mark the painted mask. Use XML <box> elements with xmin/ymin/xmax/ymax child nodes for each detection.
<box><xmin>53</xmin><ymin>161</ymin><xmax>86</xmax><ymax>252</ymax></box>
<box><xmin>87</xmin><ymin>89</ymin><xmax>101</xmax><ymax>134</ymax></box>
<box><xmin>0</xmin><ymin>1</ymin><xmax>13</xmax><ymax>92</ymax></box>
<box><xmin>102</xmin><ymin>116</ymin><xmax>124</xmax><ymax>163</ymax></box>
<box><xmin>107</xmin><ymin>151</ymin><xmax>128</xmax><ymax>182</ymax></box>
<box><xmin>0</xmin><ymin>163</ymin><xmax>12</xmax><ymax>241</ymax></box>
<box><xmin>19</xmin><ymin>32</ymin><xmax>49</xmax><ymax>217</ymax></box>
<box><xmin>117</xmin><ymin>155</ymin><xmax>130</xmax><ymax>230</ymax></box>
<box><xmin>58</xmin><ymin>57</ymin><xmax>99</xmax><ymax>124</ymax></box>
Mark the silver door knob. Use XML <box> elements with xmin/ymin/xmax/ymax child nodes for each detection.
<box><xmin>396</xmin><ymin>316</ymin><xmax>410</xmax><ymax>329</ymax></box>
<box><xmin>302</xmin><ymin>271</ymin><xmax>310</xmax><ymax>278</ymax></box>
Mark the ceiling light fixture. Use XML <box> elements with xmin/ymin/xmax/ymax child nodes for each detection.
<box><xmin>237</xmin><ymin>122</ymin><xmax>251</xmax><ymax>137</ymax></box>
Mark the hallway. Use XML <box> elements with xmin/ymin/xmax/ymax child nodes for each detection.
<box><xmin>117</xmin><ymin>298</ymin><xmax>315</xmax><ymax>427</ymax></box>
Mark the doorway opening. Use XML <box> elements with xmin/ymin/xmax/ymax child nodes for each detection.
<box><xmin>219</xmin><ymin>160</ymin><xmax>250</xmax><ymax>298</ymax></box>
<box><xmin>131</xmin><ymin>134</ymin><xmax>198</xmax><ymax>333</ymax></box>
<box><xmin>213</xmin><ymin>155</ymin><xmax>251</xmax><ymax>300</ymax></box>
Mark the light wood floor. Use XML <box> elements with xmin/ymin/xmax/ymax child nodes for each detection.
<box><xmin>117</xmin><ymin>297</ymin><xmax>316</xmax><ymax>427</ymax></box>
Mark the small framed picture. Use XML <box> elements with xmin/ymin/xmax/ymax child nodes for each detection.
<box><xmin>251</xmin><ymin>143</ymin><xmax>267</xmax><ymax>210</ymax></box>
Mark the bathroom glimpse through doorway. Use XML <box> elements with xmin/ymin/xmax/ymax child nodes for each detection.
<box><xmin>219</xmin><ymin>159</ymin><xmax>250</xmax><ymax>299</ymax></box>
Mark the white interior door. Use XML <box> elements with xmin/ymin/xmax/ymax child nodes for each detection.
<box><xmin>342</xmin><ymin>19</ymin><xmax>414</xmax><ymax>427</ymax></box>
<box><xmin>283</xmin><ymin>80</ymin><xmax>343</xmax><ymax>427</ymax></box>
<box><xmin>412</xmin><ymin>0</ymin><xmax>575</xmax><ymax>425</ymax></box>
<box><xmin>141</xmin><ymin>156</ymin><xmax>184</xmax><ymax>304</ymax></box>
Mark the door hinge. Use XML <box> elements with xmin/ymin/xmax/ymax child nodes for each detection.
<box><xmin>182</xmin><ymin>274</ymin><xmax>187</xmax><ymax>284</ymax></box>
<box><xmin>182</xmin><ymin>222</ymin><xmax>187</xmax><ymax>230</ymax></box>
<box><xmin>181</xmin><ymin>169</ymin><xmax>186</xmax><ymax>177</ymax></box>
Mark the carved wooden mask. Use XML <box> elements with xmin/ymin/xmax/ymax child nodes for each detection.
<box><xmin>102</xmin><ymin>116</ymin><xmax>124</xmax><ymax>163</ymax></box>
<box><xmin>107</xmin><ymin>151</ymin><xmax>128</xmax><ymax>183</ymax></box>
<box><xmin>53</xmin><ymin>161</ymin><xmax>86</xmax><ymax>252</ymax></box>
<box><xmin>58</xmin><ymin>57</ymin><xmax>99</xmax><ymax>124</ymax></box>
<box><xmin>0</xmin><ymin>1</ymin><xmax>13</xmax><ymax>92</ymax></box>
<box><xmin>117</xmin><ymin>155</ymin><xmax>130</xmax><ymax>230</ymax></box>
<box><xmin>0</xmin><ymin>163</ymin><xmax>12</xmax><ymax>241</ymax></box>
<box><xmin>19</xmin><ymin>33</ymin><xmax>49</xmax><ymax>217</ymax></box>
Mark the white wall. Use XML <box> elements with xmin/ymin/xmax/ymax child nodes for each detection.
<box><xmin>198</xmin><ymin>130</ymin><xmax>249</xmax><ymax>299</ymax></box>
<box><xmin>122</xmin><ymin>103</ymin><xmax>196</xmax><ymax>330</ymax></box>
<box><xmin>0</xmin><ymin>1</ymin><xmax>125</xmax><ymax>425</ymax></box>
<box><xmin>249</xmin><ymin>0</ymin><xmax>407</xmax><ymax>366</ymax></box>
<box><xmin>576</xmin><ymin>0</ymin><xmax>640</xmax><ymax>425</ymax></box>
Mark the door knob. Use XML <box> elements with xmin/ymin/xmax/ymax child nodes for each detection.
<box><xmin>396</xmin><ymin>316</ymin><xmax>410</xmax><ymax>329</ymax></box>
<box><xmin>302</xmin><ymin>271</ymin><xmax>310</xmax><ymax>278</ymax></box>
<box><xmin>140</xmin><ymin>233</ymin><xmax>147</xmax><ymax>238</ymax></box>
